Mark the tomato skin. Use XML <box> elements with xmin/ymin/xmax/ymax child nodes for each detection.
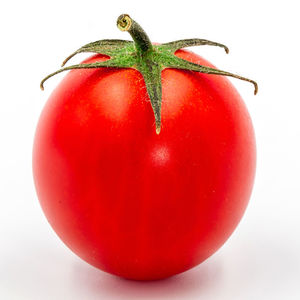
<box><xmin>33</xmin><ymin>50</ymin><xmax>256</xmax><ymax>280</ymax></box>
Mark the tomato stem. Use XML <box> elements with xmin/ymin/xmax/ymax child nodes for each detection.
<box><xmin>117</xmin><ymin>14</ymin><xmax>153</xmax><ymax>54</ymax></box>
<box><xmin>41</xmin><ymin>14</ymin><xmax>258</xmax><ymax>134</ymax></box>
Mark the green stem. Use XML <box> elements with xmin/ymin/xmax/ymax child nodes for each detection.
<box><xmin>117</xmin><ymin>14</ymin><xmax>153</xmax><ymax>54</ymax></box>
<box><xmin>41</xmin><ymin>14</ymin><xmax>258</xmax><ymax>135</ymax></box>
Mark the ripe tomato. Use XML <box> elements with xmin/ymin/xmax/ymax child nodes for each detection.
<box><xmin>33</xmin><ymin>49</ymin><xmax>256</xmax><ymax>280</ymax></box>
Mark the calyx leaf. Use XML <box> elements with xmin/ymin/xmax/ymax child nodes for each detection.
<box><xmin>41</xmin><ymin>14</ymin><xmax>258</xmax><ymax>134</ymax></box>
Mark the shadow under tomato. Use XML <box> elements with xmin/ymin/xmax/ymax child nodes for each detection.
<box><xmin>71</xmin><ymin>258</ymin><xmax>223</xmax><ymax>299</ymax></box>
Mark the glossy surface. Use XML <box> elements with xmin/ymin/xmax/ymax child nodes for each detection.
<box><xmin>33</xmin><ymin>50</ymin><xmax>256</xmax><ymax>280</ymax></box>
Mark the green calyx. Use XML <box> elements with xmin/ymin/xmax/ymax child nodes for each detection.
<box><xmin>40</xmin><ymin>14</ymin><xmax>258</xmax><ymax>134</ymax></box>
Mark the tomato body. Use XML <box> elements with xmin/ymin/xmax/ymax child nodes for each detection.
<box><xmin>33</xmin><ymin>50</ymin><xmax>256</xmax><ymax>280</ymax></box>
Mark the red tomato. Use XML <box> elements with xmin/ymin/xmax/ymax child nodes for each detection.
<box><xmin>33</xmin><ymin>49</ymin><xmax>256</xmax><ymax>280</ymax></box>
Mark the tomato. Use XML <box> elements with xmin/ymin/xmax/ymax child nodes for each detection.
<box><xmin>33</xmin><ymin>49</ymin><xmax>256</xmax><ymax>280</ymax></box>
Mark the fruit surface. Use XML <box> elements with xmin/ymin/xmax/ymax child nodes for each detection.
<box><xmin>33</xmin><ymin>49</ymin><xmax>256</xmax><ymax>280</ymax></box>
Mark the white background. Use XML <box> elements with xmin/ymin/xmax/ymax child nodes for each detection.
<box><xmin>1</xmin><ymin>0</ymin><xmax>300</xmax><ymax>299</ymax></box>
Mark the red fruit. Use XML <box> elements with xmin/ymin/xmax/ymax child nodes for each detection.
<box><xmin>33</xmin><ymin>49</ymin><xmax>255</xmax><ymax>280</ymax></box>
